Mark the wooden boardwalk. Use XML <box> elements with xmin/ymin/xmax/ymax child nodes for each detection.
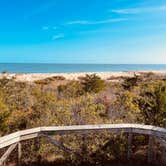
<box><xmin>0</xmin><ymin>124</ymin><xmax>166</xmax><ymax>165</ymax></box>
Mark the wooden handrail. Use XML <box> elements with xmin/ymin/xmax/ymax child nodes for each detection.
<box><xmin>0</xmin><ymin>124</ymin><xmax>166</xmax><ymax>165</ymax></box>
<box><xmin>0</xmin><ymin>124</ymin><xmax>166</xmax><ymax>149</ymax></box>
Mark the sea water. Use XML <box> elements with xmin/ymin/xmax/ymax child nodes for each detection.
<box><xmin>0</xmin><ymin>64</ymin><xmax>166</xmax><ymax>73</ymax></box>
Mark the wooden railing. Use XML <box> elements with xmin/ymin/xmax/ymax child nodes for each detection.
<box><xmin>0</xmin><ymin>124</ymin><xmax>166</xmax><ymax>165</ymax></box>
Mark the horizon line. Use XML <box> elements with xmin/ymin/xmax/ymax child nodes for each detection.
<box><xmin>0</xmin><ymin>63</ymin><xmax>165</xmax><ymax>65</ymax></box>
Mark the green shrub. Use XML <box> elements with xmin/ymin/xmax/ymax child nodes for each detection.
<box><xmin>57</xmin><ymin>81</ymin><xmax>84</xmax><ymax>98</ymax></box>
<box><xmin>81</xmin><ymin>74</ymin><xmax>106</xmax><ymax>93</ymax></box>
<box><xmin>57</xmin><ymin>74</ymin><xmax>106</xmax><ymax>97</ymax></box>
<box><xmin>138</xmin><ymin>80</ymin><xmax>166</xmax><ymax>127</ymax></box>
<box><xmin>122</xmin><ymin>75</ymin><xmax>142</xmax><ymax>90</ymax></box>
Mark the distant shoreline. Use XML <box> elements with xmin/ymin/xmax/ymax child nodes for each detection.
<box><xmin>0</xmin><ymin>64</ymin><xmax>166</xmax><ymax>74</ymax></box>
<box><xmin>0</xmin><ymin>71</ymin><xmax>166</xmax><ymax>82</ymax></box>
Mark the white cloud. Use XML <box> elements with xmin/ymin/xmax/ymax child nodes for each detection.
<box><xmin>66</xmin><ymin>18</ymin><xmax>128</xmax><ymax>25</ymax></box>
<box><xmin>52</xmin><ymin>34</ymin><xmax>64</xmax><ymax>40</ymax></box>
<box><xmin>111</xmin><ymin>5</ymin><xmax>166</xmax><ymax>14</ymax></box>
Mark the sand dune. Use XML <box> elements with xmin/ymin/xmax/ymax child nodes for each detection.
<box><xmin>0</xmin><ymin>71</ymin><xmax>166</xmax><ymax>82</ymax></box>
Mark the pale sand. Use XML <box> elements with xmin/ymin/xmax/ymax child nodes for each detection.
<box><xmin>0</xmin><ymin>71</ymin><xmax>166</xmax><ymax>82</ymax></box>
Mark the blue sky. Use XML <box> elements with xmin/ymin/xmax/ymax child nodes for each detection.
<box><xmin>0</xmin><ymin>0</ymin><xmax>166</xmax><ymax>63</ymax></box>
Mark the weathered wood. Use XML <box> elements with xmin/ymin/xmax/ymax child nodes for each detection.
<box><xmin>127</xmin><ymin>133</ymin><xmax>133</xmax><ymax>160</ymax></box>
<box><xmin>18</xmin><ymin>142</ymin><xmax>21</xmax><ymax>166</ymax></box>
<box><xmin>0</xmin><ymin>143</ymin><xmax>17</xmax><ymax>165</ymax></box>
<box><xmin>0</xmin><ymin>124</ymin><xmax>165</xmax><ymax>164</ymax></box>
<box><xmin>156</xmin><ymin>138</ymin><xmax>166</xmax><ymax>148</ymax></box>
<box><xmin>0</xmin><ymin>124</ymin><xmax>166</xmax><ymax>150</ymax></box>
<box><xmin>147</xmin><ymin>136</ymin><xmax>153</xmax><ymax>163</ymax></box>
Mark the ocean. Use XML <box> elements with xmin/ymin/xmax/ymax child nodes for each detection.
<box><xmin>0</xmin><ymin>64</ymin><xmax>166</xmax><ymax>73</ymax></box>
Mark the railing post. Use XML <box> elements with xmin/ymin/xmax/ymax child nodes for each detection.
<box><xmin>147</xmin><ymin>136</ymin><xmax>153</xmax><ymax>163</ymax></box>
<box><xmin>18</xmin><ymin>142</ymin><xmax>22</xmax><ymax>166</ymax></box>
<box><xmin>0</xmin><ymin>143</ymin><xmax>17</xmax><ymax>166</ymax></box>
<box><xmin>3</xmin><ymin>161</ymin><xmax>6</xmax><ymax>166</ymax></box>
<box><xmin>127</xmin><ymin>133</ymin><xmax>133</xmax><ymax>160</ymax></box>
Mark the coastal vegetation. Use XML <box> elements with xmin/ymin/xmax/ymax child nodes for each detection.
<box><xmin>0</xmin><ymin>73</ymin><xmax>165</xmax><ymax>165</ymax></box>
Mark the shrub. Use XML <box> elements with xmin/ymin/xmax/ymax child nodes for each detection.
<box><xmin>51</xmin><ymin>76</ymin><xmax>66</xmax><ymax>80</ymax></box>
<box><xmin>0</xmin><ymin>95</ymin><xmax>9</xmax><ymax>135</ymax></box>
<box><xmin>35</xmin><ymin>79</ymin><xmax>50</xmax><ymax>85</ymax></box>
<box><xmin>0</xmin><ymin>74</ymin><xmax>165</xmax><ymax>165</ymax></box>
<box><xmin>122</xmin><ymin>75</ymin><xmax>142</xmax><ymax>90</ymax></box>
<box><xmin>81</xmin><ymin>74</ymin><xmax>106</xmax><ymax>93</ymax></box>
<box><xmin>35</xmin><ymin>76</ymin><xmax>65</xmax><ymax>85</ymax></box>
<box><xmin>138</xmin><ymin>80</ymin><xmax>166</xmax><ymax>127</ymax></box>
<box><xmin>57</xmin><ymin>81</ymin><xmax>84</xmax><ymax>98</ymax></box>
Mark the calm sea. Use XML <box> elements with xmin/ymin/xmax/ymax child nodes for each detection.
<box><xmin>0</xmin><ymin>64</ymin><xmax>166</xmax><ymax>73</ymax></box>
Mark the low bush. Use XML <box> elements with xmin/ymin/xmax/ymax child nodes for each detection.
<box><xmin>122</xmin><ymin>75</ymin><xmax>142</xmax><ymax>90</ymax></box>
<box><xmin>81</xmin><ymin>74</ymin><xmax>106</xmax><ymax>93</ymax></box>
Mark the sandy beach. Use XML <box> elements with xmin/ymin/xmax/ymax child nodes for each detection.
<box><xmin>0</xmin><ymin>71</ymin><xmax>166</xmax><ymax>82</ymax></box>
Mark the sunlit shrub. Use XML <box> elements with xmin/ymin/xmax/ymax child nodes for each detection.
<box><xmin>138</xmin><ymin>80</ymin><xmax>166</xmax><ymax>127</ymax></box>
<box><xmin>57</xmin><ymin>81</ymin><xmax>84</xmax><ymax>98</ymax></box>
<box><xmin>122</xmin><ymin>75</ymin><xmax>142</xmax><ymax>90</ymax></box>
<box><xmin>81</xmin><ymin>74</ymin><xmax>106</xmax><ymax>93</ymax></box>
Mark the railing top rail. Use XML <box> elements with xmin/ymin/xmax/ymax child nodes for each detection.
<box><xmin>0</xmin><ymin>124</ymin><xmax>166</xmax><ymax>149</ymax></box>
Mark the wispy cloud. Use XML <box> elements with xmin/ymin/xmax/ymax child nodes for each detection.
<box><xmin>66</xmin><ymin>18</ymin><xmax>128</xmax><ymax>25</ymax></box>
<box><xmin>111</xmin><ymin>5</ymin><xmax>166</xmax><ymax>14</ymax></box>
<box><xmin>42</xmin><ymin>26</ymin><xmax>58</xmax><ymax>31</ymax></box>
<box><xmin>66</xmin><ymin>20</ymin><xmax>90</xmax><ymax>25</ymax></box>
<box><xmin>52</xmin><ymin>34</ymin><xmax>64</xmax><ymax>40</ymax></box>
